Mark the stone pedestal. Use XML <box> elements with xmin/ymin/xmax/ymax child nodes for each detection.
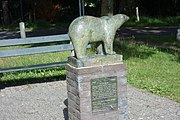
<box><xmin>66</xmin><ymin>55</ymin><xmax>127</xmax><ymax>120</ymax></box>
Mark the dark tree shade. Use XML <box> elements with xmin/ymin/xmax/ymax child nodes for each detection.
<box><xmin>0</xmin><ymin>0</ymin><xmax>179</xmax><ymax>24</ymax></box>
<box><xmin>113</xmin><ymin>0</ymin><xmax>180</xmax><ymax>16</ymax></box>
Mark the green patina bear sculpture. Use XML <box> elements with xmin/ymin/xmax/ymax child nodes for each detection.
<box><xmin>68</xmin><ymin>14</ymin><xmax>129</xmax><ymax>59</ymax></box>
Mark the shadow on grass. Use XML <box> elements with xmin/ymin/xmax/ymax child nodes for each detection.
<box><xmin>0</xmin><ymin>68</ymin><xmax>66</xmax><ymax>90</ymax></box>
<box><xmin>114</xmin><ymin>36</ymin><xmax>179</xmax><ymax>62</ymax></box>
<box><xmin>114</xmin><ymin>40</ymin><xmax>156</xmax><ymax>60</ymax></box>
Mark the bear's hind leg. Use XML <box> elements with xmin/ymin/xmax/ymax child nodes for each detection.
<box><xmin>96</xmin><ymin>42</ymin><xmax>104</xmax><ymax>55</ymax></box>
<box><xmin>104</xmin><ymin>41</ymin><xmax>116</xmax><ymax>55</ymax></box>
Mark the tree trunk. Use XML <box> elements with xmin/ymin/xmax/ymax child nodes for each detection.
<box><xmin>2</xmin><ymin>0</ymin><xmax>10</xmax><ymax>25</ymax></box>
<box><xmin>101</xmin><ymin>0</ymin><xmax>113</xmax><ymax>16</ymax></box>
<box><xmin>114</xmin><ymin>0</ymin><xmax>120</xmax><ymax>14</ymax></box>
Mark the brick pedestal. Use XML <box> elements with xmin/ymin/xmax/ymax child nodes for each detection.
<box><xmin>66</xmin><ymin>57</ymin><xmax>127</xmax><ymax>120</ymax></box>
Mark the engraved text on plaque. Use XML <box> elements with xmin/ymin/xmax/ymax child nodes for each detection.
<box><xmin>91</xmin><ymin>76</ymin><xmax>118</xmax><ymax>112</ymax></box>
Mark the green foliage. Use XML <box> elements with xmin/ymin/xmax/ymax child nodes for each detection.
<box><xmin>114</xmin><ymin>0</ymin><xmax>179</xmax><ymax>16</ymax></box>
<box><xmin>0</xmin><ymin>16</ymin><xmax>180</xmax><ymax>30</ymax></box>
<box><xmin>125</xmin><ymin>16</ymin><xmax>180</xmax><ymax>27</ymax></box>
<box><xmin>0</xmin><ymin>20</ymin><xmax>69</xmax><ymax>31</ymax></box>
<box><xmin>0</xmin><ymin>24</ymin><xmax>19</xmax><ymax>31</ymax></box>
<box><xmin>25</xmin><ymin>20</ymin><xmax>69</xmax><ymax>31</ymax></box>
<box><xmin>0</xmin><ymin>16</ymin><xmax>179</xmax><ymax>31</ymax></box>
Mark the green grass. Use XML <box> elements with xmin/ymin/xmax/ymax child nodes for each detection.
<box><xmin>126</xmin><ymin>50</ymin><xmax>180</xmax><ymax>102</ymax></box>
<box><xmin>0</xmin><ymin>47</ymin><xmax>94</xmax><ymax>82</ymax></box>
<box><xmin>132</xmin><ymin>35</ymin><xmax>180</xmax><ymax>51</ymax></box>
<box><xmin>127</xmin><ymin>49</ymin><xmax>179</xmax><ymax>102</ymax></box>
<box><xmin>135</xmin><ymin>35</ymin><xmax>179</xmax><ymax>44</ymax></box>
<box><xmin>25</xmin><ymin>20</ymin><xmax>70</xmax><ymax>31</ymax></box>
<box><xmin>114</xmin><ymin>38</ymin><xmax>180</xmax><ymax>103</ymax></box>
<box><xmin>125</xmin><ymin>16</ymin><xmax>180</xmax><ymax>27</ymax></box>
<box><xmin>0</xmin><ymin>20</ymin><xmax>70</xmax><ymax>31</ymax></box>
<box><xmin>0</xmin><ymin>51</ymin><xmax>71</xmax><ymax>82</ymax></box>
<box><xmin>0</xmin><ymin>51</ymin><xmax>70</xmax><ymax>68</ymax></box>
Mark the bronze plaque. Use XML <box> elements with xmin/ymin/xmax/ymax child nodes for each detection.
<box><xmin>91</xmin><ymin>76</ymin><xmax>118</xmax><ymax>112</ymax></box>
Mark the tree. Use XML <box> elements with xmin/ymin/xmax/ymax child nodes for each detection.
<box><xmin>101</xmin><ymin>0</ymin><xmax>113</xmax><ymax>16</ymax></box>
<box><xmin>28</xmin><ymin>0</ymin><xmax>62</xmax><ymax>22</ymax></box>
<box><xmin>2</xmin><ymin>0</ymin><xmax>10</xmax><ymax>24</ymax></box>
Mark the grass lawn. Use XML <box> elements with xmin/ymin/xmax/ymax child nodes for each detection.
<box><xmin>125</xmin><ymin>50</ymin><xmax>179</xmax><ymax>102</ymax></box>
<box><xmin>0</xmin><ymin>20</ymin><xmax>70</xmax><ymax>31</ymax></box>
<box><xmin>114</xmin><ymin>36</ymin><xmax>180</xmax><ymax>103</ymax></box>
<box><xmin>0</xmin><ymin>35</ymin><xmax>180</xmax><ymax>103</ymax></box>
<box><xmin>0</xmin><ymin>51</ymin><xmax>70</xmax><ymax>81</ymax></box>
<box><xmin>125</xmin><ymin>16</ymin><xmax>180</xmax><ymax>27</ymax></box>
<box><xmin>134</xmin><ymin>35</ymin><xmax>180</xmax><ymax>50</ymax></box>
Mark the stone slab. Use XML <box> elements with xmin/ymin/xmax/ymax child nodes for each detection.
<box><xmin>68</xmin><ymin>54</ymin><xmax>123</xmax><ymax>68</ymax></box>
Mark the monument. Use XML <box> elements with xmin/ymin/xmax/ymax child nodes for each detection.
<box><xmin>66</xmin><ymin>14</ymin><xmax>129</xmax><ymax>120</ymax></box>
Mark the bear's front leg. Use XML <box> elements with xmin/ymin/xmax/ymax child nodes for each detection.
<box><xmin>74</xmin><ymin>45</ymin><xmax>86</xmax><ymax>59</ymax></box>
<box><xmin>104</xmin><ymin>41</ymin><xmax>116</xmax><ymax>55</ymax></box>
<box><xmin>73</xmin><ymin>36</ymin><xmax>89</xmax><ymax>59</ymax></box>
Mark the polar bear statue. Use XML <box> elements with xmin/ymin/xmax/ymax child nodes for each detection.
<box><xmin>68</xmin><ymin>14</ymin><xmax>129</xmax><ymax>59</ymax></box>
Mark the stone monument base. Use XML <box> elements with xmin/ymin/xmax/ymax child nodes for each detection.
<box><xmin>66</xmin><ymin>56</ymin><xmax>127</xmax><ymax>120</ymax></box>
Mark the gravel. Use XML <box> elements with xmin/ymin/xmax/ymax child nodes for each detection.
<box><xmin>0</xmin><ymin>80</ymin><xmax>179</xmax><ymax>120</ymax></box>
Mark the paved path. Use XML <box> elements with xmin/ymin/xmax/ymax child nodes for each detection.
<box><xmin>119</xmin><ymin>26</ymin><xmax>179</xmax><ymax>37</ymax></box>
<box><xmin>0</xmin><ymin>80</ymin><xmax>179</xmax><ymax>120</ymax></box>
